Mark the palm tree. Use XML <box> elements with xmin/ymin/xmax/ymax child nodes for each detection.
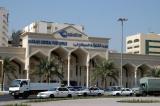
<box><xmin>32</xmin><ymin>57</ymin><xmax>63</xmax><ymax>83</ymax></box>
<box><xmin>1</xmin><ymin>57</ymin><xmax>16</xmax><ymax>91</ymax></box>
<box><xmin>92</xmin><ymin>60</ymin><xmax>118</xmax><ymax>88</ymax></box>
<box><xmin>146</xmin><ymin>67</ymin><xmax>160</xmax><ymax>77</ymax></box>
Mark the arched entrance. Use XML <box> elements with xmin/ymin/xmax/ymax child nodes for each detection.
<box><xmin>4</xmin><ymin>57</ymin><xmax>24</xmax><ymax>90</ymax></box>
<box><xmin>29</xmin><ymin>50</ymin><xmax>47</xmax><ymax>82</ymax></box>
<box><xmin>90</xmin><ymin>54</ymin><xmax>105</xmax><ymax>87</ymax></box>
<box><xmin>137</xmin><ymin>64</ymin><xmax>152</xmax><ymax>85</ymax></box>
<box><xmin>122</xmin><ymin>63</ymin><xmax>136</xmax><ymax>88</ymax></box>
<box><xmin>49</xmin><ymin>46</ymin><xmax>69</xmax><ymax>84</ymax></box>
<box><xmin>70</xmin><ymin>47</ymin><xmax>88</xmax><ymax>86</ymax></box>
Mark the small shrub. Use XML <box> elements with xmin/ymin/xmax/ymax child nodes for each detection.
<box><xmin>117</xmin><ymin>99</ymin><xmax>160</xmax><ymax>103</ymax></box>
<box><xmin>4</xmin><ymin>103</ymin><xmax>30</xmax><ymax>106</ymax></box>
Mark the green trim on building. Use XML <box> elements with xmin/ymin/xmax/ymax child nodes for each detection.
<box><xmin>145</xmin><ymin>40</ymin><xmax>160</xmax><ymax>54</ymax></box>
<box><xmin>148</xmin><ymin>51</ymin><xmax>160</xmax><ymax>54</ymax></box>
<box><xmin>149</xmin><ymin>46</ymin><xmax>160</xmax><ymax>48</ymax></box>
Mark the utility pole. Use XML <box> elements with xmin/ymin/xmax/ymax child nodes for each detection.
<box><xmin>118</xmin><ymin>18</ymin><xmax>128</xmax><ymax>87</ymax></box>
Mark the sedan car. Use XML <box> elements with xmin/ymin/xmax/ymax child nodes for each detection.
<box><xmin>121</xmin><ymin>88</ymin><xmax>133</xmax><ymax>96</ymax></box>
<box><xmin>89</xmin><ymin>87</ymin><xmax>104</xmax><ymax>96</ymax></box>
<box><xmin>104</xmin><ymin>86</ymin><xmax>122</xmax><ymax>96</ymax></box>
<box><xmin>37</xmin><ymin>87</ymin><xmax>76</xmax><ymax>98</ymax></box>
<box><xmin>77</xmin><ymin>88</ymin><xmax>90</xmax><ymax>96</ymax></box>
<box><xmin>77</xmin><ymin>87</ymin><xmax>104</xmax><ymax>96</ymax></box>
<box><xmin>132</xmin><ymin>87</ymin><xmax>142</xmax><ymax>96</ymax></box>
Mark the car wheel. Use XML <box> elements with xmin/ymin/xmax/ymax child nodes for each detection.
<box><xmin>68</xmin><ymin>94</ymin><xmax>72</xmax><ymax>97</ymax></box>
<box><xmin>50</xmin><ymin>94</ymin><xmax>54</xmax><ymax>98</ymax></box>
<box><xmin>83</xmin><ymin>93</ymin><xmax>87</xmax><ymax>96</ymax></box>
<box><xmin>98</xmin><ymin>93</ymin><xmax>102</xmax><ymax>96</ymax></box>
<box><xmin>14</xmin><ymin>95</ymin><xmax>19</xmax><ymax>99</ymax></box>
<box><xmin>130</xmin><ymin>93</ymin><xmax>133</xmax><ymax>96</ymax></box>
<box><xmin>116</xmin><ymin>93</ymin><xmax>120</xmax><ymax>96</ymax></box>
<box><xmin>22</xmin><ymin>92</ymin><xmax>29</xmax><ymax>99</ymax></box>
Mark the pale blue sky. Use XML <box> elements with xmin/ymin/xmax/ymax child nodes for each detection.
<box><xmin>1</xmin><ymin>0</ymin><xmax>160</xmax><ymax>52</ymax></box>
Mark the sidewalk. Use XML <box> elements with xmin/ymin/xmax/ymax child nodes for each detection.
<box><xmin>0</xmin><ymin>91</ymin><xmax>9</xmax><ymax>95</ymax></box>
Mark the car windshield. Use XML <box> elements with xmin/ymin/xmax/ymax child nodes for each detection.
<box><xmin>105</xmin><ymin>88</ymin><xmax>112</xmax><ymax>91</ymax></box>
<box><xmin>68</xmin><ymin>88</ymin><xmax>75</xmax><ymax>91</ymax></box>
<box><xmin>48</xmin><ymin>88</ymin><xmax>57</xmax><ymax>91</ymax></box>
<box><xmin>10</xmin><ymin>80</ymin><xmax>21</xmax><ymax>87</ymax></box>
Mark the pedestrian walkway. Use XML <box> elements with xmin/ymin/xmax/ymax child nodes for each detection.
<box><xmin>0</xmin><ymin>91</ymin><xmax>9</xmax><ymax>95</ymax></box>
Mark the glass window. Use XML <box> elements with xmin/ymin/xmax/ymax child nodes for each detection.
<box><xmin>134</xmin><ymin>39</ymin><xmax>139</xmax><ymax>42</ymax></box>
<box><xmin>127</xmin><ymin>40</ymin><xmax>132</xmax><ymax>44</ymax></box>
<box><xmin>134</xmin><ymin>51</ymin><xmax>139</xmax><ymax>54</ymax></box>
<box><xmin>127</xmin><ymin>47</ymin><xmax>132</xmax><ymax>49</ymax></box>
<box><xmin>134</xmin><ymin>45</ymin><xmax>139</xmax><ymax>48</ymax></box>
<box><xmin>47</xmin><ymin>26</ymin><xmax>51</xmax><ymax>29</ymax></box>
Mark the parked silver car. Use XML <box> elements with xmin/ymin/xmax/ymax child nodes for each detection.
<box><xmin>121</xmin><ymin>88</ymin><xmax>133</xmax><ymax>96</ymax></box>
<box><xmin>104</xmin><ymin>86</ymin><xmax>122</xmax><ymax>96</ymax></box>
<box><xmin>37</xmin><ymin>87</ymin><xmax>76</xmax><ymax>98</ymax></box>
<box><xmin>131</xmin><ymin>87</ymin><xmax>142</xmax><ymax>96</ymax></box>
<box><xmin>77</xmin><ymin>87</ymin><xmax>104</xmax><ymax>96</ymax></box>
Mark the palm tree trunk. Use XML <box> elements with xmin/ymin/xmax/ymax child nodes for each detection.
<box><xmin>105</xmin><ymin>79</ymin><xmax>107</xmax><ymax>88</ymax></box>
<box><xmin>1</xmin><ymin>71</ymin><xmax>5</xmax><ymax>91</ymax></box>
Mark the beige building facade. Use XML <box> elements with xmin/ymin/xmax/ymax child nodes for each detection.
<box><xmin>126</xmin><ymin>33</ymin><xmax>160</xmax><ymax>55</ymax></box>
<box><xmin>0</xmin><ymin>7</ymin><xmax>9</xmax><ymax>47</ymax></box>
<box><xmin>1</xmin><ymin>22</ymin><xmax>160</xmax><ymax>89</ymax></box>
<box><xmin>0</xmin><ymin>22</ymin><xmax>109</xmax><ymax>89</ymax></box>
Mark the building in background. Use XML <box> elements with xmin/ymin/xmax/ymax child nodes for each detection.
<box><xmin>23</xmin><ymin>21</ymin><xmax>84</xmax><ymax>34</ymax></box>
<box><xmin>0</xmin><ymin>21</ymin><xmax>110</xmax><ymax>88</ymax></box>
<box><xmin>126</xmin><ymin>33</ymin><xmax>160</xmax><ymax>55</ymax></box>
<box><xmin>0</xmin><ymin>7</ymin><xmax>9</xmax><ymax>47</ymax></box>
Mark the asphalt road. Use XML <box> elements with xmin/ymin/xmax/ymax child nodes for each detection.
<box><xmin>0</xmin><ymin>94</ymin><xmax>13</xmax><ymax>101</ymax></box>
<box><xmin>0</xmin><ymin>94</ymin><xmax>37</xmax><ymax>105</ymax></box>
<box><xmin>28</xmin><ymin>97</ymin><xmax>160</xmax><ymax>106</ymax></box>
<box><xmin>1</xmin><ymin>95</ymin><xmax>160</xmax><ymax>106</ymax></box>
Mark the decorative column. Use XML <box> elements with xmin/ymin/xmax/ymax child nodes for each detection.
<box><xmin>134</xmin><ymin>66</ymin><xmax>138</xmax><ymax>87</ymax></box>
<box><xmin>67</xmin><ymin>54</ymin><xmax>71</xmax><ymax>86</ymax></box>
<box><xmin>86</xmin><ymin>54</ymin><xmax>90</xmax><ymax>88</ymax></box>
<box><xmin>25</xmin><ymin>58</ymin><xmax>29</xmax><ymax>79</ymax></box>
<box><xmin>23</xmin><ymin>36</ymin><xmax>30</xmax><ymax>80</ymax></box>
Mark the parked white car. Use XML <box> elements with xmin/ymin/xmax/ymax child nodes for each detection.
<box><xmin>77</xmin><ymin>87</ymin><xmax>104</xmax><ymax>96</ymax></box>
<box><xmin>121</xmin><ymin>88</ymin><xmax>133</xmax><ymax>96</ymax></box>
<box><xmin>89</xmin><ymin>87</ymin><xmax>104</xmax><ymax>96</ymax></box>
<box><xmin>77</xmin><ymin>88</ymin><xmax>90</xmax><ymax>96</ymax></box>
<box><xmin>104</xmin><ymin>86</ymin><xmax>122</xmax><ymax>96</ymax></box>
<box><xmin>131</xmin><ymin>87</ymin><xmax>142</xmax><ymax>96</ymax></box>
<box><xmin>104</xmin><ymin>87</ymin><xmax>133</xmax><ymax>96</ymax></box>
<box><xmin>37</xmin><ymin>87</ymin><xmax>76</xmax><ymax>98</ymax></box>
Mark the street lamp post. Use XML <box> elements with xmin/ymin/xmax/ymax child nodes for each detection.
<box><xmin>0</xmin><ymin>60</ymin><xmax>4</xmax><ymax>91</ymax></box>
<box><xmin>118</xmin><ymin>18</ymin><xmax>128</xmax><ymax>87</ymax></box>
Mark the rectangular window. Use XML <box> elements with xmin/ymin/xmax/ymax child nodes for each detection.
<box><xmin>134</xmin><ymin>45</ymin><xmax>139</xmax><ymax>48</ymax></box>
<box><xmin>127</xmin><ymin>47</ymin><xmax>132</xmax><ymax>49</ymax></box>
<box><xmin>134</xmin><ymin>51</ymin><xmax>139</xmax><ymax>54</ymax></box>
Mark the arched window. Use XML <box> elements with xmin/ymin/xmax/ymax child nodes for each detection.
<box><xmin>127</xmin><ymin>40</ymin><xmax>132</xmax><ymax>44</ymax></box>
<box><xmin>134</xmin><ymin>39</ymin><xmax>139</xmax><ymax>42</ymax></box>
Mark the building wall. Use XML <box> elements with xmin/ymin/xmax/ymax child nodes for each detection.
<box><xmin>109</xmin><ymin>53</ymin><xmax>160</xmax><ymax>87</ymax></box>
<box><xmin>126</xmin><ymin>33</ymin><xmax>160</xmax><ymax>55</ymax></box>
<box><xmin>23</xmin><ymin>21</ymin><xmax>84</xmax><ymax>34</ymax></box>
<box><xmin>0</xmin><ymin>7</ymin><xmax>9</xmax><ymax>47</ymax></box>
<box><xmin>2</xmin><ymin>21</ymin><xmax>160</xmax><ymax>88</ymax></box>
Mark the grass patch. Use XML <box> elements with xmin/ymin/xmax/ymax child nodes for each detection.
<box><xmin>4</xmin><ymin>103</ymin><xmax>30</xmax><ymax>106</ymax></box>
<box><xmin>117</xmin><ymin>99</ymin><xmax>160</xmax><ymax>103</ymax></box>
<box><xmin>26</xmin><ymin>95</ymin><xmax>121</xmax><ymax>103</ymax></box>
<box><xmin>27</xmin><ymin>98</ymin><xmax>72</xmax><ymax>103</ymax></box>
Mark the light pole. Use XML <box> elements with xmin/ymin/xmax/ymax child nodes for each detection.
<box><xmin>0</xmin><ymin>60</ymin><xmax>4</xmax><ymax>91</ymax></box>
<box><xmin>118</xmin><ymin>18</ymin><xmax>128</xmax><ymax>87</ymax></box>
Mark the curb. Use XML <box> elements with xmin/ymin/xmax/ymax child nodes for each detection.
<box><xmin>0</xmin><ymin>91</ymin><xmax>9</xmax><ymax>96</ymax></box>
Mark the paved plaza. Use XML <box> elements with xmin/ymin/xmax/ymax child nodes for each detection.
<box><xmin>1</xmin><ymin>97</ymin><xmax>160</xmax><ymax>106</ymax></box>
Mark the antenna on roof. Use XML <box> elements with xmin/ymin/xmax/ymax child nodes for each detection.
<box><xmin>147</xmin><ymin>27</ymin><xmax>154</xmax><ymax>33</ymax></box>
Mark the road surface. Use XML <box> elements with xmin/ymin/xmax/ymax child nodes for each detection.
<box><xmin>1</xmin><ymin>95</ymin><xmax>160</xmax><ymax>106</ymax></box>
